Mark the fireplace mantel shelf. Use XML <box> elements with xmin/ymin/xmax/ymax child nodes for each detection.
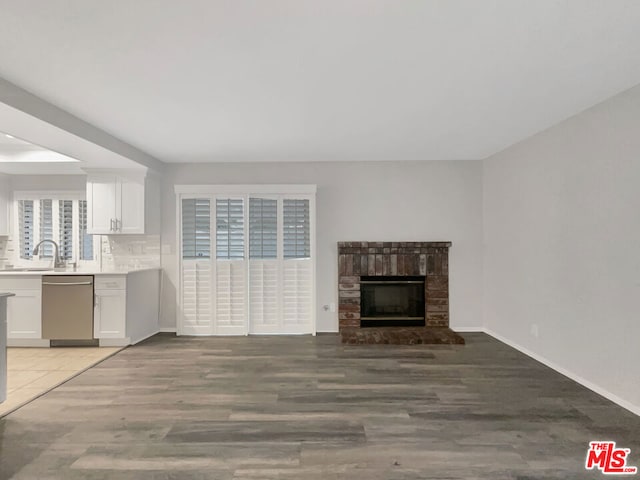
<box><xmin>337</xmin><ymin>241</ymin><xmax>452</xmax><ymax>249</ymax></box>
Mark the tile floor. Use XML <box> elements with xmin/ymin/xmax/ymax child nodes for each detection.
<box><xmin>1</xmin><ymin>346</ymin><xmax>122</xmax><ymax>417</ymax></box>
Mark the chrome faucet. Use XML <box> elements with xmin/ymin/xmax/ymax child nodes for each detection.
<box><xmin>32</xmin><ymin>239</ymin><xmax>65</xmax><ymax>269</ymax></box>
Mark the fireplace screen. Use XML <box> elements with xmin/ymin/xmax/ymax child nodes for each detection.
<box><xmin>360</xmin><ymin>276</ymin><xmax>426</xmax><ymax>327</ymax></box>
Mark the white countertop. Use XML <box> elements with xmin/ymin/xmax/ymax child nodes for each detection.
<box><xmin>0</xmin><ymin>267</ymin><xmax>160</xmax><ymax>277</ymax></box>
<box><xmin>0</xmin><ymin>293</ymin><xmax>15</xmax><ymax>297</ymax></box>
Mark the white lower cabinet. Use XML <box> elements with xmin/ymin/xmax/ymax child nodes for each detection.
<box><xmin>94</xmin><ymin>289</ymin><xmax>126</xmax><ymax>339</ymax></box>
<box><xmin>6</xmin><ymin>290</ymin><xmax>41</xmax><ymax>339</ymax></box>
<box><xmin>0</xmin><ymin>278</ymin><xmax>42</xmax><ymax>341</ymax></box>
<box><xmin>93</xmin><ymin>275</ymin><xmax>126</xmax><ymax>340</ymax></box>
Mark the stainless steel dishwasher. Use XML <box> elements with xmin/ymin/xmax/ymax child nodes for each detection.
<box><xmin>42</xmin><ymin>275</ymin><xmax>95</xmax><ymax>341</ymax></box>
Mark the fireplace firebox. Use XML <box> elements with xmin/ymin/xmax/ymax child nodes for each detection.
<box><xmin>360</xmin><ymin>276</ymin><xmax>425</xmax><ymax>327</ymax></box>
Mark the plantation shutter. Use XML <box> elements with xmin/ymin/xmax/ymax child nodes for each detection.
<box><xmin>283</xmin><ymin>199</ymin><xmax>310</xmax><ymax>259</ymax></box>
<box><xmin>18</xmin><ymin>200</ymin><xmax>34</xmax><ymax>260</ymax></box>
<box><xmin>214</xmin><ymin>198</ymin><xmax>246</xmax><ymax>334</ymax></box>
<box><xmin>181</xmin><ymin>261</ymin><xmax>212</xmax><ymax>334</ymax></box>
<box><xmin>180</xmin><ymin>198</ymin><xmax>212</xmax><ymax>335</ymax></box>
<box><xmin>78</xmin><ymin>200</ymin><xmax>93</xmax><ymax>261</ymax></box>
<box><xmin>182</xmin><ymin>199</ymin><xmax>211</xmax><ymax>259</ymax></box>
<box><xmin>59</xmin><ymin>200</ymin><xmax>73</xmax><ymax>260</ymax></box>
<box><xmin>282</xmin><ymin>199</ymin><xmax>313</xmax><ymax>328</ymax></box>
<box><xmin>216</xmin><ymin>199</ymin><xmax>244</xmax><ymax>259</ymax></box>
<box><xmin>249</xmin><ymin>198</ymin><xmax>277</xmax><ymax>259</ymax></box>
<box><xmin>214</xmin><ymin>261</ymin><xmax>246</xmax><ymax>332</ymax></box>
<box><xmin>282</xmin><ymin>260</ymin><xmax>313</xmax><ymax>327</ymax></box>
<box><xmin>39</xmin><ymin>199</ymin><xmax>54</xmax><ymax>258</ymax></box>
<box><xmin>248</xmin><ymin>198</ymin><xmax>279</xmax><ymax>331</ymax></box>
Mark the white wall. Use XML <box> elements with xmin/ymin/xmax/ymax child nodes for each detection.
<box><xmin>160</xmin><ymin>161</ymin><xmax>483</xmax><ymax>332</ymax></box>
<box><xmin>483</xmin><ymin>85</ymin><xmax>640</xmax><ymax>414</ymax></box>
<box><xmin>9</xmin><ymin>174</ymin><xmax>86</xmax><ymax>191</ymax></box>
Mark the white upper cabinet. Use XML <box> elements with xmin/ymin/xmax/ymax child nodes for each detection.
<box><xmin>0</xmin><ymin>174</ymin><xmax>9</xmax><ymax>236</ymax></box>
<box><xmin>117</xmin><ymin>176</ymin><xmax>145</xmax><ymax>234</ymax></box>
<box><xmin>85</xmin><ymin>170</ymin><xmax>159</xmax><ymax>235</ymax></box>
<box><xmin>87</xmin><ymin>174</ymin><xmax>118</xmax><ymax>234</ymax></box>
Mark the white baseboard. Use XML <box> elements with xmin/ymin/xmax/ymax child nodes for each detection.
<box><xmin>159</xmin><ymin>328</ymin><xmax>177</xmax><ymax>333</ymax></box>
<box><xmin>483</xmin><ymin>328</ymin><xmax>640</xmax><ymax>417</ymax></box>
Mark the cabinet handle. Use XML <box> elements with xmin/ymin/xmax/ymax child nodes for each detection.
<box><xmin>110</xmin><ymin>219</ymin><xmax>115</xmax><ymax>232</ymax></box>
<box><xmin>116</xmin><ymin>218</ymin><xmax>121</xmax><ymax>232</ymax></box>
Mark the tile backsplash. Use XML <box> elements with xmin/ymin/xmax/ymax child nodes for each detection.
<box><xmin>1</xmin><ymin>234</ymin><xmax>160</xmax><ymax>272</ymax></box>
<box><xmin>100</xmin><ymin>235</ymin><xmax>161</xmax><ymax>271</ymax></box>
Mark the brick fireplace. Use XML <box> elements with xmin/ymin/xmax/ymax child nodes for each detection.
<box><xmin>338</xmin><ymin>242</ymin><xmax>463</xmax><ymax>345</ymax></box>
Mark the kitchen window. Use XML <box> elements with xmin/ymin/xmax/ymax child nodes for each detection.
<box><xmin>14</xmin><ymin>192</ymin><xmax>96</xmax><ymax>264</ymax></box>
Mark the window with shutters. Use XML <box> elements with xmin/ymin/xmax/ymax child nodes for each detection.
<box><xmin>182</xmin><ymin>199</ymin><xmax>211</xmax><ymax>259</ymax></box>
<box><xmin>13</xmin><ymin>193</ymin><xmax>97</xmax><ymax>265</ymax></box>
<box><xmin>177</xmin><ymin>185</ymin><xmax>316</xmax><ymax>336</ymax></box>
<box><xmin>216</xmin><ymin>199</ymin><xmax>244</xmax><ymax>260</ymax></box>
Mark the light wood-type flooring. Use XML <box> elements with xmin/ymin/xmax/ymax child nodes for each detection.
<box><xmin>0</xmin><ymin>333</ymin><xmax>638</xmax><ymax>479</ymax></box>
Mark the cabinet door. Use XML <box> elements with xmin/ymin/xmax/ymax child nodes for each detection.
<box><xmin>87</xmin><ymin>176</ymin><xmax>118</xmax><ymax>234</ymax></box>
<box><xmin>7</xmin><ymin>290</ymin><xmax>42</xmax><ymax>339</ymax></box>
<box><xmin>94</xmin><ymin>290</ymin><xmax>126</xmax><ymax>338</ymax></box>
<box><xmin>117</xmin><ymin>177</ymin><xmax>145</xmax><ymax>234</ymax></box>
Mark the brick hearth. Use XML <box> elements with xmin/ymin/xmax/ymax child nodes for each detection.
<box><xmin>337</xmin><ymin>241</ymin><xmax>452</xmax><ymax>330</ymax></box>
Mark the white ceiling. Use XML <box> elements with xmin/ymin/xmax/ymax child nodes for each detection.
<box><xmin>0</xmin><ymin>132</ymin><xmax>79</xmax><ymax>175</ymax></box>
<box><xmin>1</xmin><ymin>0</ymin><xmax>640</xmax><ymax>163</ymax></box>
<box><xmin>0</xmin><ymin>135</ymin><xmax>91</xmax><ymax>175</ymax></box>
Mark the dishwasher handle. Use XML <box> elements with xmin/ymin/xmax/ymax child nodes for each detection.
<box><xmin>42</xmin><ymin>281</ymin><xmax>93</xmax><ymax>286</ymax></box>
